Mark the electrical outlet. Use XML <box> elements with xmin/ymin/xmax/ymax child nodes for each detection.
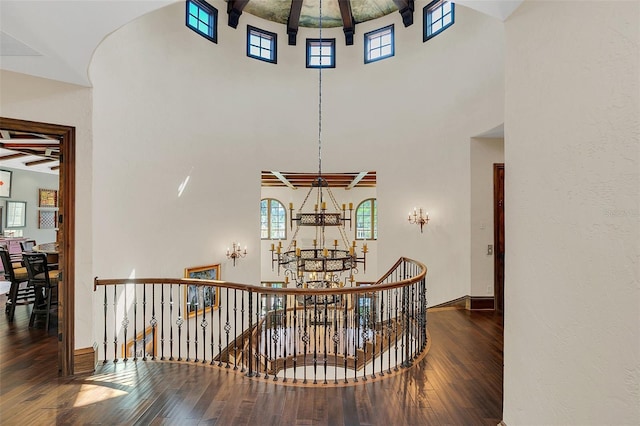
<box><xmin>487</xmin><ymin>245</ymin><xmax>493</xmax><ymax>255</ymax></box>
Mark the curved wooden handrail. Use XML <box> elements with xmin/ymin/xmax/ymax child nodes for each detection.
<box><xmin>93</xmin><ymin>257</ymin><xmax>428</xmax><ymax>387</ymax></box>
<box><xmin>95</xmin><ymin>257</ymin><xmax>427</xmax><ymax>295</ymax></box>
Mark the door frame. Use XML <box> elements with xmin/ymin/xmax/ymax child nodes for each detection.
<box><xmin>0</xmin><ymin>116</ymin><xmax>75</xmax><ymax>375</ymax></box>
<box><xmin>493</xmin><ymin>163</ymin><xmax>504</xmax><ymax>315</ymax></box>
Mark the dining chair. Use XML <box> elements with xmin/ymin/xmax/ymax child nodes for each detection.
<box><xmin>20</xmin><ymin>239</ymin><xmax>36</xmax><ymax>253</ymax></box>
<box><xmin>22</xmin><ymin>252</ymin><xmax>59</xmax><ymax>331</ymax></box>
<box><xmin>1</xmin><ymin>247</ymin><xmax>35</xmax><ymax>322</ymax></box>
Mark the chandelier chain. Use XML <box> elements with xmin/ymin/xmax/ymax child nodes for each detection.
<box><xmin>318</xmin><ymin>0</ymin><xmax>323</xmax><ymax>178</ymax></box>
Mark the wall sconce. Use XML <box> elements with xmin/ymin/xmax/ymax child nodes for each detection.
<box><xmin>226</xmin><ymin>242</ymin><xmax>247</xmax><ymax>266</ymax></box>
<box><xmin>408</xmin><ymin>208</ymin><xmax>429</xmax><ymax>233</ymax></box>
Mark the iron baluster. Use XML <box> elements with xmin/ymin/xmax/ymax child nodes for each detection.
<box><xmin>233</xmin><ymin>289</ymin><xmax>238</xmax><ymax>370</ymax></box>
<box><xmin>102</xmin><ymin>286</ymin><xmax>107</xmax><ymax>364</ymax></box>
<box><xmin>151</xmin><ymin>284</ymin><xmax>157</xmax><ymax>361</ymax></box>
<box><xmin>113</xmin><ymin>285</ymin><xmax>118</xmax><ymax>363</ymax></box>
<box><xmin>160</xmin><ymin>284</ymin><xmax>165</xmax><ymax>360</ymax></box>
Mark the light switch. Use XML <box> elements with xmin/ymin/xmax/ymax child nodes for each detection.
<box><xmin>487</xmin><ymin>245</ymin><xmax>493</xmax><ymax>255</ymax></box>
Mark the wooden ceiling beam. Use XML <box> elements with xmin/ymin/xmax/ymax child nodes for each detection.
<box><xmin>0</xmin><ymin>152</ymin><xmax>28</xmax><ymax>161</ymax></box>
<box><xmin>338</xmin><ymin>0</ymin><xmax>355</xmax><ymax>45</ymax></box>
<box><xmin>287</xmin><ymin>0</ymin><xmax>303</xmax><ymax>45</ymax></box>
<box><xmin>346</xmin><ymin>171</ymin><xmax>369</xmax><ymax>190</ymax></box>
<box><xmin>227</xmin><ymin>0</ymin><xmax>250</xmax><ymax>29</ymax></box>
<box><xmin>25</xmin><ymin>158</ymin><xmax>55</xmax><ymax>167</ymax></box>
<box><xmin>392</xmin><ymin>0</ymin><xmax>414</xmax><ymax>27</ymax></box>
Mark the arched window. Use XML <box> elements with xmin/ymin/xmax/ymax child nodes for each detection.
<box><xmin>261</xmin><ymin>198</ymin><xmax>286</xmax><ymax>240</ymax></box>
<box><xmin>355</xmin><ymin>198</ymin><xmax>377</xmax><ymax>240</ymax></box>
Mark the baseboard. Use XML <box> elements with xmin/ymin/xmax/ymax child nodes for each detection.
<box><xmin>468</xmin><ymin>296</ymin><xmax>495</xmax><ymax>310</ymax></box>
<box><xmin>429</xmin><ymin>295</ymin><xmax>495</xmax><ymax>311</ymax></box>
<box><xmin>74</xmin><ymin>344</ymin><xmax>97</xmax><ymax>374</ymax></box>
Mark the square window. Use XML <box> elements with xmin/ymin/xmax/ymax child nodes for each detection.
<box><xmin>364</xmin><ymin>25</ymin><xmax>394</xmax><ymax>64</ymax></box>
<box><xmin>424</xmin><ymin>0</ymin><xmax>455</xmax><ymax>42</ymax></box>
<box><xmin>247</xmin><ymin>26</ymin><xmax>277</xmax><ymax>64</ymax></box>
<box><xmin>186</xmin><ymin>0</ymin><xmax>217</xmax><ymax>43</ymax></box>
<box><xmin>306</xmin><ymin>39</ymin><xmax>336</xmax><ymax>68</ymax></box>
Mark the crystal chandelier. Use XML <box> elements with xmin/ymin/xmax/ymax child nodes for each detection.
<box><xmin>270</xmin><ymin>0</ymin><xmax>367</xmax><ymax>292</ymax></box>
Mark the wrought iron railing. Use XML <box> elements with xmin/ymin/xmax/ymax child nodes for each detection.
<box><xmin>94</xmin><ymin>257</ymin><xmax>427</xmax><ymax>386</ymax></box>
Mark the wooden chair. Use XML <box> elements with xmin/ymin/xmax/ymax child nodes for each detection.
<box><xmin>20</xmin><ymin>239</ymin><xmax>36</xmax><ymax>253</ymax></box>
<box><xmin>22</xmin><ymin>252</ymin><xmax>59</xmax><ymax>331</ymax></box>
<box><xmin>1</xmin><ymin>247</ymin><xmax>35</xmax><ymax>322</ymax></box>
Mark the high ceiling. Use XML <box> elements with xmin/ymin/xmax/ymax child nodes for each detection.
<box><xmin>0</xmin><ymin>1</ymin><xmax>522</xmax><ymax>86</ymax></box>
<box><xmin>0</xmin><ymin>1</ymin><xmax>519</xmax><ymax>173</ymax></box>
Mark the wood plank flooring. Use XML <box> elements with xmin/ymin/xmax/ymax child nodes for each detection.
<box><xmin>0</xmin><ymin>301</ymin><xmax>503</xmax><ymax>425</ymax></box>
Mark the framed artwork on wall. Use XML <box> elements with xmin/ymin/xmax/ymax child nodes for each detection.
<box><xmin>6</xmin><ymin>201</ymin><xmax>26</xmax><ymax>228</ymax></box>
<box><xmin>38</xmin><ymin>210</ymin><xmax>58</xmax><ymax>229</ymax></box>
<box><xmin>0</xmin><ymin>170</ymin><xmax>12</xmax><ymax>198</ymax></box>
<box><xmin>184</xmin><ymin>264</ymin><xmax>220</xmax><ymax>317</ymax></box>
<box><xmin>38</xmin><ymin>188</ymin><xmax>58</xmax><ymax>207</ymax></box>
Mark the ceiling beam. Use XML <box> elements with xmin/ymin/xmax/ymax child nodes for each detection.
<box><xmin>227</xmin><ymin>0</ymin><xmax>250</xmax><ymax>29</ymax></box>
<box><xmin>25</xmin><ymin>158</ymin><xmax>55</xmax><ymax>167</ymax></box>
<box><xmin>346</xmin><ymin>171</ymin><xmax>369</xmax><ymax>190</ymax></box>
<box><xmin>0</xmin><ymin>152</ymin><xmax>28</xmax><ymax>161</ymax></box>
<box><xmin>392</xmin><ymin>0</ymin><xmax>415</xmax><ymax>27</ymax></box>
<box><xmin>271</xmin><ymin>171</ymin><xmax>297</xmax><ymax>189</ymax></box>
<box><xmin>337</xmin><ymin>0</ymin><xmax>355</xmax><ymax>45</ymax></box>
<box><xmin>287</xmin><ymin>0</ymin><xmax>303</xmax><ymax>45</ymax></box>
<box><xmin>1</xmin><ymin>142</ymin><xmax>59</xmax><ymax>149</ymax></box>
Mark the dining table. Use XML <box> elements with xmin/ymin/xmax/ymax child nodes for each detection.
<box><xmin>33</xmin><ymin>242</ymin><xmax>59</xmax><ymax>265</ymax></box>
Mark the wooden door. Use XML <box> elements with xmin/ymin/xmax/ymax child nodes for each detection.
<box><xmin>493</xmin><ymin>164</ymin><xmax>505</xmax><ymax>315</ymax></box>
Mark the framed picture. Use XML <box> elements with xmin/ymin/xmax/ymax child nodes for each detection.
<box><xmin>122</xmin><ymin>326</ymin><xmax>157</xmax><ymax>358</ymax></box>
<box><xmin>0</xmin><ymin>170</ymin><xmax>11</xmax><ymax>198</ymax></box>
<box><xmin>38</xmin><ymin>188</ymin><xmax>58</xmax><ymax>207</ymax></box>
<box><xmin>6</xmin><ymin>201</ymin><xmax>26</xmax><ymax>228</ymax></box>
<box><xmin>184</xmin><ymin>264</ymin><xmax>220</xmax><ymax>316</ymax></box>
<box><xmin>38</xmin><ymin>210</ymin><xmax>58</xmax><ymax>229</ymax></box>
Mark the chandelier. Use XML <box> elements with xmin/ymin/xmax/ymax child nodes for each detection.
<box><xmin>270</xmin><ymin>0</ymin><xmax>367</xmax><ymax>293</ymax></box>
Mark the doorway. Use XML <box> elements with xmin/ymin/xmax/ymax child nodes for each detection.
<box><xmin>493</xmin><ymin>163</ymin><xmax>505</xmax><ymax>314</ymax></box>
<box><xmin>0</xmin><ymin>117</ymin><xmax>75</xmax><ymax>375</ymax></box>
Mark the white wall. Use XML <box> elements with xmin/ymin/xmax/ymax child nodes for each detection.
<box><xmin>503</xmin><ymin>1</ymin><xmax>639</xmax><ymax>424</ymax></box>
<box><xmin>470</xmin><ymin>137</ymin><xmax>504</xmax><ymax>296</ymax></box>
<box><xmin>89</xmin><ymin>1</ymin><xmax>505</xmax><ymax>325</ymax></box>
<box><xmin>0</xmin><ymin>70</ymin><xmax>94</xmax><ymax>349</ymax></box>
<box><xmin>0</xmin><ymin>167</ymin><xmax>59</xmax><ymax>243</ymax></box>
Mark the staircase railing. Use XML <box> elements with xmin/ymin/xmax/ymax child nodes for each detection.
<box><xmin>94</xmin><ymin>257</ymin><xmax>427</xmax><ymax>386</ymax></box>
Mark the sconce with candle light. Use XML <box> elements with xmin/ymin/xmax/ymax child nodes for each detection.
<box><xmin>226</xmin><ymin>242</ymin><xmax>247</xmax><ymax>266</ymax></box>
<box><xmin>408</xmin><ymin>208</ymin><xmax>429</xmax><ymax>233</ymax></box>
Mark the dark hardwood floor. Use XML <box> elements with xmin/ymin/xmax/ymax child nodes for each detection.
<box><xmin>0</xmin><ymin>301</ymin><xmax>503</xmax><ymax>425</ymax></box>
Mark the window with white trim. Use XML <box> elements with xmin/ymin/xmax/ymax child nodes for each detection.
<box><xmin>355</xmin><ymin>198</ymin><xmax>377</xmax><ymax>240</ymax></box>
<box><xmin>261</xmin><ymin>198</ymin><xmax>286</xmax><ymax>240</ymax></box>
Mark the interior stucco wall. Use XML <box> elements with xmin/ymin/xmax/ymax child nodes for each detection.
<box><xmin>89</xmin><ymin>0</ymin><xmax>505</xmax><ymax>337</ymax></box>
<box><xmin>0</xmin><ymin>69</ymin><xmax>94</xmax><ymax>349</ymax></box>
<box><xmin>503</xmin><ymin>1</ymin><xmax>639</xmax><ymax>424</ymax></box>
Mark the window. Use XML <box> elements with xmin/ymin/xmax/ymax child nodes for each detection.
<box><xmin>247</xmin><ymin>26</ymin><xmax>277</xmax><ymax>64</ymax></box>
<box><xmin>364</xmin><ymin>25</ymin><xmax>394</xmax><ymax>64</ymax></box>
<box><xmin>261</xmin><ymin>198</ymin><xmax>286</xmax><ymax>240</ymax></box>
<box><xmin>423</xmin><ymin>0</ymin><xmax>455</xmax><ymax>42</ymax></box>
<box><xmin>306</xmin><ymin>39</ymin><xmax>336</xmax><ymax>68</ymax></box>
<box><xmin>355</xmin><ymin>198</ymin><xmax>377</xmax><ymax>240</ymax></box>
<box><xmin>186</xmin><ymin>0</ymin><xmax>217</xmax><ymax>43</ymax></box>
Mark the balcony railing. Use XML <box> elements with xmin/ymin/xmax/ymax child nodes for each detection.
<box><xmin>94</xmin><ymin>257</ymin><xmax>427</xmax><ymax>386</ymax></box>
